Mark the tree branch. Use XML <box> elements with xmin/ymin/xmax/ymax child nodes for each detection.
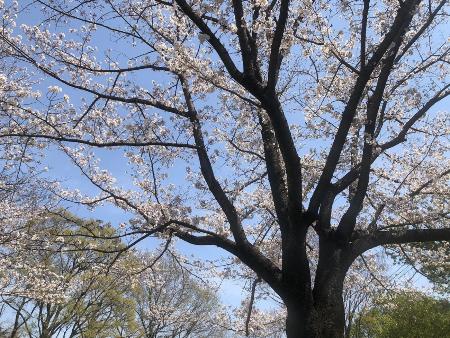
<box><xmin>258</xmin><ymin>110</ymin><xmax>289</xmax><ymax>229</ymax></box>
<box><xmin>245</xmin><ymin>277</ymin><xmax>261</xmax><ymax>336</ymax></box>
<box><xmin>331</xmin><ymin>83</ymin><xmax>450</xmax><ymax>197</ymax></box>
<box><xmin>173</xmin><ymin>229</ymin><xmax>282</xmax><ymax>292</ymax></box>
<box><xmin>337</xmin><ymin>31</ymin><xmax>404</xmax><ymax>239</ymax></box>
<box><xmin>174</xmin><ymin>0</ymin><xmax>243</xmax><ymax>82</ymax></box>
<box><xmin>267</xmin><ymin>0</ymin><xmax>290</xmax><ymax>91</ymax></box>
<box><xmin>351</xmin><ymin>228</ymin><xmax>450</xmax><ymax>258</ymax></box>
<box><xmin>308</xmin><ymin>0</ymin><xmax>421</xmax><ymax>216</ymax></box>
<box><xmin>0</xmin><ymin>133</ymin><xmax>198</xmax><ymax>149</ymax></box>
<box><xmin>180</xmin><ymin>75</ymin><xmax>248</xmax><ymax>246</ymax></box>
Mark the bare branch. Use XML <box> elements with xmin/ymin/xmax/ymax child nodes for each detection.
<box><xmin>0</xmin><ymin>133</ymin><xmax>198</xmax><ymax>149</ymax></box>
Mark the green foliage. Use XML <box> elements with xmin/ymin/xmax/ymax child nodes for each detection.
<box><xmin>351</xmin><ymin>291</ymin><xmax>450</xmax><ymax>338</ymax></box>
<box><xmin>0</xmin><ymin>212</ymin><xmax>225</xmax><ymax>338</ymax></box>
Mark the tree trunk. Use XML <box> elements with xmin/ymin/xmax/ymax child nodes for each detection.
<box><xmin>312</xmin><ymin>286</ymin><xmax>346</xmax><ymax>338</ymax></box>
<box><xmin>40</xmin><ymin>327</ymin><xmax>52</xmax><ymax>338</ymax></box>
<box><xmin>285</xmin><ymin>302</ymin><xmax>315</xmax><ymax>337</ymax></box>
<box><xmin>285</xmin><ymin>287</ymin><xmax>345</xmax><ymax>338</ymax></box>
<box><xmin>284</xmin><ymin>240</ymin><xmax>347</xmax><ymax>338</ymax></box>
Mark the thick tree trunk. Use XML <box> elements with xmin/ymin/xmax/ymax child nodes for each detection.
<box><xmin>285</xmin><ymin>302</ymin><xmax>315</xmax><ymax>337</ymax></box>
<box><xmin>312</xmin><ymin>287</ymin><xmax>346</xmax><ymax>337</ymax></box>
<box><xmin>285</xmin><ymin>287</ymin><xmax>345</xmax><ymax>338</ymax></box>
<box><xmin>284</xmin><ymin>239</ymin><xmax>347</xmax><ymax>338</ymax></box>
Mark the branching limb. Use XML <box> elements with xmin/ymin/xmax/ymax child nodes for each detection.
<box><xmin>350</xmin><ymin>228</ymin><xmax>450</xmax><ymax>259</ymax></box>
<box><xmin>245</xmin><ymin>277</ymin><xmax>261</xmax><ymax>336</ymax></box>
<box><xmin>331</xmin><ymin>84</ymin><xmax>450</xmax><ymax>197</ymax></box>
<box><xmin>173</xmin><ymin>229</ymin><xmax>283</xmax><ymax>292</ymax></box>
<box><xmin>179</xmin><ymin>75</ymin><xmax>248</xmax><ymax>246</ymax></box>
<box><xmin>267</xmin><ymin>0</ymin><xmax>290</xmax><ymax>91</ymax></box>
<box><xmin>174</xmin><ymin>0</ymin><xmax>243</xmax><ymax>82</ymax></box>
<box><xmin>337</xmin><ymin>30</ymin><xmax>405</xmax><ymax>239</ymax></box>
<box><xmin>308</xmin><ymin>0</ymin><xmax>421</xmax><ymax>216</ymax></box>
<box><xmin>258</xmin><ymin>110</ymin><xmax>289</xmax><ymax>229</ymax></box>
<box><xmin>0</xmin><ymin>133</ymin><xmax>198</xmax><ymax>150</ymax></box>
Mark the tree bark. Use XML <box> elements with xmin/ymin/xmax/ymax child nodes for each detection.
<box><xmin>312</xmin><ymin>285</ymin><xmax>346</xmax><ymax>338</ymax></box>
<box><xmin>285</xmin><ymin>240</ymin><xmax>347</xmax><ymax>338</ymax></box>
<box><xmin>285</xmin><ymin>287</ymin><xmax>345</xmax><ymax>338</ymax></box>
<box><xmin>285</xmin><ymin>302</ymin><xmax>315</xmax><ymax>337</ymax></box>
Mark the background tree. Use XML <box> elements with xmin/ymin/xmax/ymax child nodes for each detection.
<box><xmin>0</xmin><ymin>214</ymin><xmax>137</xmax><ymax>338</ymax></box>
<box><xmin>0</xmin><ymin>213</ymin><xmax>226</xmax><ymax>338</ymax></box>
<box><xmin>342</xmin><ymin>255</ymin><xmax>388</xmax><ymax>338</ymax></box>
<box><xmin>0</xmin><ymin>0</ymin><xmax>449</xmax><ymax>337</ymax></box>
<box><xmin>128</xmin><ymin>255</ymin><xmax>226</xmax><ymax>338</ymax></box>
<box><xmin>350</xmin><ymin>291</ymin><xmax>450</xmax><ymax>338</ymax></box>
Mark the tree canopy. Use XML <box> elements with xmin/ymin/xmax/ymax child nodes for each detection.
<box><xmin>351</xmin><ymin>291</ymin><xmax>450</xmax><ymax>338</ymax></box>
<box><xmin>0</xmin><ymin>0</ymin><xmax>448</xmax><ymax>336</ymax></box>
<box><xmin>0</xmin><ymin>213</ymin><xmax>225</xmax><ymax>338</ymax></box>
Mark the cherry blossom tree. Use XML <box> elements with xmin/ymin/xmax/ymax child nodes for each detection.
<box><xmin>342</xmin><ymin>254</ymin><xmax>389</xmax><ymax>338</ymax></box>
<box><xmin>389</xmin><ymin>240</ymin><xmax>450</xmax><ymax>294</ymax></box>
<box><xmin>0</xmin><ymin>57</ymin><xmax>65</xmax><ymax>303</ymax></box>
<box><xmin>0</xmin><ymin>0</ymin><xmax>449</xmax><ymax>336</ymax></box>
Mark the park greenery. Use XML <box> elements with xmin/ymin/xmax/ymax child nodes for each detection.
<box><xmin>350</xmin><ymin>292</ymin><xmax>450</xmax><ymax>338</ymax></box>
<box><xmin>0</xmin><ymin>213</ymin><xmax>225</xmax><ymax>338</ymax></box>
